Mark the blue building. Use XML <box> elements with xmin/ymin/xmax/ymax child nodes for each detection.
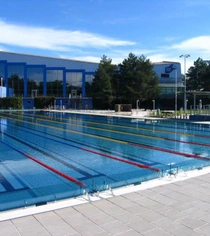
<box><xmin>0</xmin><ymin>51</ymin><xmax>182</xmax><ymax>106</ymax></box>
<box><xmin>0</xmin><ymin>51</ymin><xmax>98</xmax><ymax>99</ymax></box>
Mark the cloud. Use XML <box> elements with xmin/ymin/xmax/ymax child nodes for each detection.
<box><xmin>171</xmin><ymin>36</ymin><xmax>210</xmax><ymax>52</ymax></box>
<box><xmin>0</xmin><ymin>20</ymin><xmax>135</xmax><ymax>51</ymax></box>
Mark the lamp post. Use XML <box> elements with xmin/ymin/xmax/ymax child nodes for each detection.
<box><xmin>175</xmin><ymin>69</ymin><xmax>177</xmax><ymax>118</ymax></box>
<box><xmin>152</xmin><ymin>100</ymin><xmax>155</xmax><ymax>110</ymax></box>
<box><xmin>199</xmin><ymin>99</ymin><xmax>202</xmax><ymax>114</ymax></box>
<box><xmin>136</xmin><ymin>100</ymin><xmax>139</xmax><ymax>115</ymax></box>
<box><xmin>180</xmin><ymin>54</ymin><xmax>190</xmax><ymax>118</ymax></box>
<box><xmin>0</xmin><ymin>77</ymin><xmax>3</xmax><ymax>87</ymax></box>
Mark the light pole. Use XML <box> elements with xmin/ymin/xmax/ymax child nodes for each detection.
<box><xmin>180</xmin><ymin>54</ymin><xmax>190</xmax><ymax>117</ymax></box>
<box><xmin>175</xmin><ymin>69</ymin><xmax>177</xmax><ymax>118</ymax></box>
<box><xmin>136</xmin><ymin>100</ymin><xmax>139</xmax><ymax>115</ymax></box>
<box><xmin>152</xmin><ymin>100</ymin><xmax>155</xmax><ymax>110</ymax></box>
<box><xmin>0</xmin><ymin>77</ymin><xmax>3</xmax><ymax>87</ymax></box>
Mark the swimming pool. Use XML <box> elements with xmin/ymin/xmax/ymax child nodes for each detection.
<box><xmin>0</xmin><ymin>111</ymin><xmax>210</xmax><ymax>211</ymax></box>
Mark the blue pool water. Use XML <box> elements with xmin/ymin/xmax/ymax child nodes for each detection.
<box><xmin>0</xmin><ymin>111</ymin><xmax>210</xmax><ymax>211</ymax></box>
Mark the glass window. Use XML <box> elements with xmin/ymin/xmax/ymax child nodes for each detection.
<box><xmin>27</xmin><ymin>67</ymin><xmax>44</xmax><ymax>97</ymax></box>
<box><xmin>8</xmin><ymin>64</ymin><xmax>25</xmax><ymax>97</ymax></box>
<box><xmin>66</xmin><ymin>72</ymin><xmax>82</xmax><ymax>97</ymax></box>
<box><xmin>46</xmin><ymin>69</ymin><xmax>63</xmax><ymax>97</ymax></box>
<box><xmin>161</xmin><ymin>73</ymin><xmax>169</xmax><ymax>78</ymax></box>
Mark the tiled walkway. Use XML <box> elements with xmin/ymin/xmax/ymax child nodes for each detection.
<box><xmin>1</xmin><ymin>170</ymin><xmax>210</xmax><ymax>235</ymax></box>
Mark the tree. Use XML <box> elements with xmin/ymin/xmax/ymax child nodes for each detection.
<box><xmin>186</xmin><ymin>58</ymin><xmax>209</xmax><ymax>91</ymax></box>
<box><xmin>118</xmin><ymin>53</ymin><xmax>161</xmax><ymax>105</ymax></box>
<box><xmin>90</xmin><ymin>55</ymin><xmax>117</xmax><ymax>108</ymax></box>
<box><xmin>202</xmin><ymin>65</ymin><xmax>210</xmax><ymax>91</ymax></box>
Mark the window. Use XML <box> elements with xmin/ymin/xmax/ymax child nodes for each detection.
<box><xmin>66</xmin><ymin>72</ymin><xmax>83</xmax><ymax>97</ymax></box>
<box><xmin>27</xmin><ymin>66</ymin><xmax>44</xmax><ymax>97</ymax></box>
<box><xmin>46</xmin><ymin>69</ymin><xmax>63</xmax><ymax>97</ymax></box>
<box><xmin>8</xmin><ymin>64</ymin><xmax>25</xmax><ymax>97</ymax></box>
<box><xmin>161</xmin><ymin>73</ymin><xmax>169</xmax><ymax>78</ymax></box>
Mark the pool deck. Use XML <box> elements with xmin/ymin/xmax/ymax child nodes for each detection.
<box><xmin>1</xmin><ymin>110</ymin><xmax>210</xmax><ymax>235</ymax></box>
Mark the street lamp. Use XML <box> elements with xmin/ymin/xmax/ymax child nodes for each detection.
<box><xmin>180</xmin><ymin>54</ymin><xmax>190</xmax><ymax>117</ymax></box>
<box><xmin>136</xmin><ymin>100</ymin><xmax>139</xmax><ymax>114</ymax></box>
<box><xmin>0</xmin><ymin>77</ymin><xmax>3</xmax><ymax>87</ymax></box>
<box><xmin>152</xmin><ymin>100</ymin><xmax>155</xmax><ymax>110</ymax></box>
<box><xmin>175</xmin><ymin>69</ymin><xmax>177</xmax><ymax>118</ymax></box>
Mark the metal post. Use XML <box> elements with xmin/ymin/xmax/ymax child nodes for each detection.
<box><xmin>152</xmin><ymin>100</ymin><xmax>155</xmax><ymax>110</ymax></box>
<box><xmin>180</xmin><ymin>54</ymin><xmax>190</xmax><ymax>118</ymax></box>
<box><xmin>199</xmin><ymin>99</ymin><xmax>202</xmax><ymax>114</ymax></box>
<box><xmin>175</xmin><ymin>69</ymin><xmax>177</xmax><ymax>118</ymax></box>
<box><xmin>193</xmin><ymin>94</ymin><xmax>196</xmax><ymax>115</ymax></box>
<box><xmin>136</xmin><ymin>100</ymin><xmax>139</xmax><ymax>115</ymax></box>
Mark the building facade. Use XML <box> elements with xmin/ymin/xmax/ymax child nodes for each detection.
<box><xmin>0</xmin><ymin>51</ymin><xmax>98</xmax><ymax>99</ymax></box>
<box><xmin>153</xmin><ymin>61</ymin><xmax>182</xmax><ymax>96</ymax></box>
<box><xmin>0</xmin><ymin>51</ymin><xmax>182</xmax><ymax>100</ymax></box>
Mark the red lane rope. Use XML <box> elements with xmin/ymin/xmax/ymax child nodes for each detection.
<box><xmin>128</xmin><ymin>142</ymin><xmax>210</xmax><ymax>161</ymax></box>
<box><xmin>24</xmin><ymin>154</ymin><xmax>86</xmax><ymax>188</ymax></box>
<box><xmin>82</xmin><ymin>148</ymin><xmax>160</xmax><ymax>172</ymax></box>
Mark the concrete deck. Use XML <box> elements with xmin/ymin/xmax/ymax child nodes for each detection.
<box><xmin>1</xmin><ymin>168</ymin><xmax>210</xmax><ymax>235</ymax></box>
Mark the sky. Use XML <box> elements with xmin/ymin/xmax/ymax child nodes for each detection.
<box><xmin>0</xmin><ymin>0</ymin><xmax>210</xmax><ymax>72</ymax></box>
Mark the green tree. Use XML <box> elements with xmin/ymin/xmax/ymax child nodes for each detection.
<box><xmin>90</xmin><ymin>55</ymin><xmax>116</xmax><ymax>108</ymax></box>
<box><xmin>186</xmin><ymin>58</ymin><xmax>208</xmax><ymax>91</ymax></box>
<box><xmin>118</xmin><ymin>53</ymin><xmax>161</xmax><ymax>105</ymax></box>
<box><xmin>202</xmin><ymin>65</ymin><xmax>210</xmax><ymax>90</ymax></box>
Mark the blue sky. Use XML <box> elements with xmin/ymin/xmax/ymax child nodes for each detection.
<box><xmin>0</xmin><ymin>0</ymin><xmax>210</xmax><ymax>72</ymax></box>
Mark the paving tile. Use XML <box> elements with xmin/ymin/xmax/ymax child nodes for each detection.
<box><xmin>153</xmin><ymin>216</ymin><xmax>181</xmax><ymax>232</ymax></box>
<box><xmin>138</xmin><ymin>189</ymin><xmax>156</xmax><ymax>198</ymax></box>
<box><xmin>72</xmin><ymin>222</ymin><xmax>105</xmax><ymax>236</ymax></box>
<box><xmin>200</xmin><ymin>213</ymin><xmax>210</xmax><ymax>223</ymax></box>
<box><xmin>127</xmin><ymin>218</ymin><xmax>157</xmax><ymax>234</ymax></box>
<box><xmin>117</xmin><ymin>229</ymin><xmax>143</xmax><ymax>236</ymax></box>
<box><xmin>160</xmin><ymin>208</ymin><xmax>188</xmax><ymax>221</ymax></box>
<box><xmin>91</xmin><ymin>200</ymin><xmax>126</xmax><ymax>216</ymax></box>
<box><xmin>123</xmin><ymin>192</ymin><xmax>146</xmax><ymax>201</ymax></box>
<box><xmin>150</xmin><ymin>185</ymin><xmax>169</xmax><ymax>194</ymax></box>
<box><xmin>113</xmin><ymin>211</ymin><xmax>141</xmax><ymax>224</ymax></box>
<box><xmin>177</xmin><ymin>215</ymin><xmax>207</xmax><ymax>230</ymax></box>
<box><xmin>108</xmin><ymin>195</ymin><xmax>136</xmax><ymax>209</ymax></box>
<box><xmin>11</xmin><ymin>215</ymin><xmax>41</xmax><ymax>228</ymax></box>
<box><xmin>126</xmin><ymin>203</ymin><xmax>150</xmax><ymax>215</ymax></box>
<box><xmin>73</xmin><ymin>203</ymin><xmax>103</xmax><ymax>217</ymax></box>
<box><xmin>35</xmin><ymin>212</ymin><xmax>77</xmax><ymax>236</ymax></box>
<box><xmin>147</xmin><ymin>203</ymin><xmax>172</xmax><ymax>214</ymax></box>
<box><xmin>148</xmin><ymin>193</ymin><xmax>178</xmax><ymax>206</ymax></box>
<box><xmin>142</xmin><ymin>227</ymin><xmax>173</xmax><ymax>236</ymax></box>
<box><xmin>162</xmin><ymin>190</ymin><xmax>194</xmax><ymax>203</ymax></box>
<box><xmin>136</xmin><ymin>197</ymin><xmax>157</xmax><ymax>207</ymax></box>
<box><xmin>100</xmin><ymin>220</ymin><xmax>130</xmax><ymax>235</ymax></box>
<box><xmin>186</xmin><ymin>208</ymin><xmax>209</xmax><ymax>219</ymax></box>
<box><xmin>85</xmin><ymin>212</ymin><xmax>115</xmax><ymax>226</ymax></box>
<box><xmin>61</xmin><ymin>213</ymin><xmax>94</xmax><ymax>227</ymax></box>
<box><xmin>54</xmin><ymin>206</ymin><xmax>82</xmax><ymax>219</ymax></box>
<box><xmin>138</xmin><ymin>210</ymin><xmax>164</xmax><ymax>223</ymax></box>
<box><xmin>169</xmin><ymin>200</ymin><xmax>196</xmax><ymax>212</ymax></box>
<box><xmin>195</xmin><ymin>224</ymin><xmax>210</xmax><ymax>235</ymax></box>
<box><xmin>15</xmin><ymin>225</ymin><xmax>50</xmax><ymax>236</ymax></box>
<box><xmin>172</xmin><ymin>225</ymin><xmax>203</xmax><ymax>236</ymax></box>
<box><xmin>0</xmin><ymin>221</ymin><xmax>20</xmax><ymax>236</ymax></box>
